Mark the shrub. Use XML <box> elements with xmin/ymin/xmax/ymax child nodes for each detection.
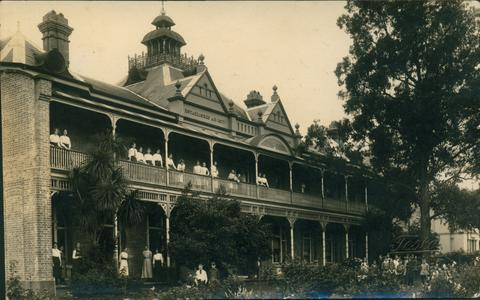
<box><xmin>6</xmin><ymin>261</ymin><xmax>51</xmax><ymax>300</ymax></box>
<box><xmin>283</xmin><ymin>263</ymin><xmax>355</xmax><ymax>297</ymax></box>
<box><xmin>439</xmin><ymin>250</ymin><xmax>480</xmax><ymax>265</ymax></box>
<box><xmin>453</xmin><ymin>265</ymin><xmax>480</xmax><ymax>297</ymax></box>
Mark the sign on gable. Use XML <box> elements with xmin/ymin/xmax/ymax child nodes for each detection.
<box><xmin>184</xmin><ymin>104</ymin><xmax>229</xmax><ymax>128</ymax></box>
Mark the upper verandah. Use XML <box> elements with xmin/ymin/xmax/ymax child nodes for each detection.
<box><xmin>0</xmin><ymin>10</ymin><xmax>370</xmax><ymax>175</ymax></box>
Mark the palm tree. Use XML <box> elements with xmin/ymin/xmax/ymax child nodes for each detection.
<box><xmin>68</xmin><ymin>130</ymin><xmax>145</xmax><ymax>262</ymax></box>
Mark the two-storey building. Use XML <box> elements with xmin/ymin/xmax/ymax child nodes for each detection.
<box><xmin>1</xmin><ymin>10</ymin><xmax>374</xmax><ymax>291</ymax></box>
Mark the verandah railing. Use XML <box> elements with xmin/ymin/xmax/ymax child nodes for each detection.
<box><xmin>50</xmin><ymin>147</ymin><xmax>365</xmax><ymax>214</ymax></box>
<box><xmin>50</xmin><ymin>146</ymin><xmax>89</xmax><ymax>170</ymax></box>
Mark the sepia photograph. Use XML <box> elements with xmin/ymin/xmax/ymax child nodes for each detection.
<box><xmin>0</xmin><ymin>0</ymin><xmax>479</xmax><ymax>299</ymax></box>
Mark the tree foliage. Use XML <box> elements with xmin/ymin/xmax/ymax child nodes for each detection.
<box><xmin>431</xmin><ymin>183</ymin><xmax>480</xmax><ymax>231</ymax></box>
<box><xmin>336</xmin><ymin>0</ymin><xmax>480</xmax><ymax>244</ymax></box>
<box><xmin>66</xmin><ymin>130</ymin><xmax>144</xmax><ymax>254</ymax></box>
<box><xmin>303</xmin><ymin>119</ymin><xmax>365</xmax><ymax>165</ymax></box>
<box><xmin>169</xmin><ymin>188</ymin><xmax>272</xmax><ymax>276</ymax></box>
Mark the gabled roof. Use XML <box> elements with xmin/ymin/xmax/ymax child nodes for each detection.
<box><xmin>124</xmin><ymin>64</ymin><xmax>251</xmax><ymax>121</ymax></box>
<box><xmin>265</xmin><ymin>99</ymin><xmax>295</xmax><ymax>134</ymax></box>
<box><xmin>0</xmin><ymin>31</ymin><xmax>43</xmax><ymax>65</ymax></box>
<box><xmin>246</xmin><ymin>102</ymin><xmax>275</xmax><ymax>122</ymax></box>
<box><xmin>125</xmin><ymin>64</ymin><xmax>201</xmax><ymax>107</ymax></box>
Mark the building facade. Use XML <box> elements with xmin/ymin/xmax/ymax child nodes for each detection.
<box><xmin>432</xmin><ymin>218</ymin><xmax>480</xmax><ymax>254</ymax></box>
<box><xmin>1</xmin><ymin>10</ymin><xmax>374</xmax><ymax>291</ymax></box>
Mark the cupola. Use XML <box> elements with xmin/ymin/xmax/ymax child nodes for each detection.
<box><xmin>141</xmin><ymin>10</ymin><xmax>186</xmax><ymax>62</ymax></box>
<box><xmin>244</xmin><ymin>90</ymin><xmax>266</xmax><ymax>108</ymax></box>
<box><xmin>127</xmin><ymin>7</ymin><xmax>200</xmax><ymax>75</ymax></box>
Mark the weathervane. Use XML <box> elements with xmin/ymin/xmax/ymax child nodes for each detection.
<box><xmin>161</xmin><ymin>0</ymin><xmax>165</xmax><ymax>15</ymax></box>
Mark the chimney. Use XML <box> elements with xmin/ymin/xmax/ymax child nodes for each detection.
<box><xmin>38</xmin><ymin>11</ymin><xmax>73</xmax><ymax>67</ymax></box>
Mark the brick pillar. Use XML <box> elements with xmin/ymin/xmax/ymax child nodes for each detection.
<box><xmin>0</xmin><ymin>71</ymin><xmax>54</xmax><ymax>293</ymax></box>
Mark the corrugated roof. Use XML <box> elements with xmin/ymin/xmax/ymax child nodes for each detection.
<box><xmin>219</xmin><ymin>92</ymin><xmax>250</xmax><ymax>121</ymax></box>
<box><xmin>76</xmin><ymin>74</ymin><xmax>165</xmax><ymax>110</ymax></box>
<box><xmin>126</xmin><ymin>66</ymin><xmax>198</xmax><ymax>108</ymax></box>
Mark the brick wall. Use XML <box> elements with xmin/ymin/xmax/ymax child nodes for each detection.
<box><xmin>1</xmin><ymin>71</ymin><xmax>54</xmax><ymax>293</ymax></box>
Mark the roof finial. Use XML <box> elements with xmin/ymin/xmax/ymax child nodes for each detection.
<box><xmin>161</xmin><ymin>0</ymin><xmax>166</xmax><ymax>15</ymax></box>
<box><xmin>271</xmin><ymin>84</ymin><xmax>280</xmax><ymax>102</ymax></box>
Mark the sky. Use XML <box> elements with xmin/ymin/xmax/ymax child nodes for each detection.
<box><xmin>0</xmin><ymin>1</ymin><xmax>352</xmax><ymax>134</ymax></box>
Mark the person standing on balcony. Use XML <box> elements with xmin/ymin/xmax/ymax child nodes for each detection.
<box><xmin>145</xmin><ymin>148</ymin><xmax>154</xmax><ymax>165</ymax></box>
<box><xmin>193</xmin><ymin>161</ymin><xmax>202</xmax><ymax>188</ymax></box>
<box><xmin>177</xmin><ymin>159</ymin><xmax>186</xmax><ymax>183</ymax></box>
<box><xmin>258</xmin><ymin>173</ymin><xmax>269</xmax><ymax>188</ymax></box>
<box><xmin>238</xmin><ymin>172</ymin><xmax>246</xmax><ymax>183</ymax></box>
<box><xmin>228</xmin><ymin>170</ymin><xmax>240</xmax><ymax>183</ymax></box>
<box><xmin>49</xmin><ymin>128</ymin><xmax>61</xmax><ymax>147</ymax></box>
<box><xmin>227</xmin><ymin>170</ymin><xmax>239</xmax><ymax>191</ymax></box>
<box><xmin>59</xmin><ymin>129</ymin><xmax>71</xmax><ymax>150</ymax></box>
<box><xmin>201</xmin><ymin>162</ymin><xmax>210</xmax><ymax>176</ymax></box>
<box><xmin>153</xmin><ymin>149</ymin><xmax>163</xmax><ymax>167</ymax></box>
<box><xmin>256</xmin><ymin>173</ymin><xmax>263</xmax><ymax>186</ymax></box>
<box><xmin>128</xmin><ymin>143</ymin><xmax>138</xmax><ymax>162</ymax></box>
<box><xmin>193</xmin><ymin>161</ymin><xmax>202</xmax><ymax>175</ymax></box>
<box><xmin>301</xmin><ymin>183</ymin><xmax>306</xmax><ymax>193</ymax></box>
<box><xmin>257</xmin><ymin>173</ymin><xmax>266</xmax><ymax>187</ymax></box>
<box><xmin>177</xmin><ymin>159</ymin><xmax>186</xmax><ymax>172</ymax></box>
<box><xmin>166</xmin><ymin>154</ymin><xmax>177</xmax><ymax>170</ymax></box>
<box><xmin>136</xmin><ymin>146</ymin><xmax>147</xmax><ymax>164</ymax></box>
<box><xmin>211</xmin><ymin>161</ymin><xmax>219</xmax><ymax>178</ymax></box>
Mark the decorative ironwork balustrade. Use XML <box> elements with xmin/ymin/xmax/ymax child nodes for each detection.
<box><xmin>50</xmin><ymin>147</ymin><xmax>366</xmax><ymax>215</ymax></box>
<box><xmin>128</xmin><ymin>52</ymin><xmax>199</xmax><ymax>71</ymax></box>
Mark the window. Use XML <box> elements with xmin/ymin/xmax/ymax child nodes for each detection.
<box><xmin>148</xmin><ymin>214</ymin><xmax>165</xmax><ymax>252</ymax></box>
<box><xmin>302</xmin><ymin>232</ymin><xmax>312</xmax><ymax>262</ymax></box>
<box><xmin>467</xmin><ymin>239</ymin><xmax>477</xmax><ymax>253</ymax></box>
<box><xmin>271</xmin><ymin>228</ymin><xmax>288</xmax><ymax>263</ymax></box>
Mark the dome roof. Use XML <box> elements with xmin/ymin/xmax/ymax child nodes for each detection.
<box><xmin>141</xmin><ymin>28</ymin><xmax>186</xmax><ymax>46</ymax></box>
<box><xmin>151</xmin><ymin>13</ymin><xmax>175</xmax><ymax>28</ymax></box>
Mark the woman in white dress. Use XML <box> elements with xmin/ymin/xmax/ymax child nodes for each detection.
<box><xmin>119</xmin><ymin>248</ymin><xmax>129</xmax><ymax>277</ymax></box>
<box><xmin>141</xmin><ymin>246</ymin><xmax>153</xmax><ymax>280</ymax></box>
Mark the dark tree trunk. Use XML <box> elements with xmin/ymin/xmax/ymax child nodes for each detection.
<box><xmin>418</xmin><ymin>180</ymin><xmax>431</xmax><ymax>251</ymax></box>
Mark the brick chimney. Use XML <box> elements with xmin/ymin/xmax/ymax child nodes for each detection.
<box><xmin>38</xmin><ymin>11</ymin><xmax>73</xmax><ymax>66</ymax></box>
